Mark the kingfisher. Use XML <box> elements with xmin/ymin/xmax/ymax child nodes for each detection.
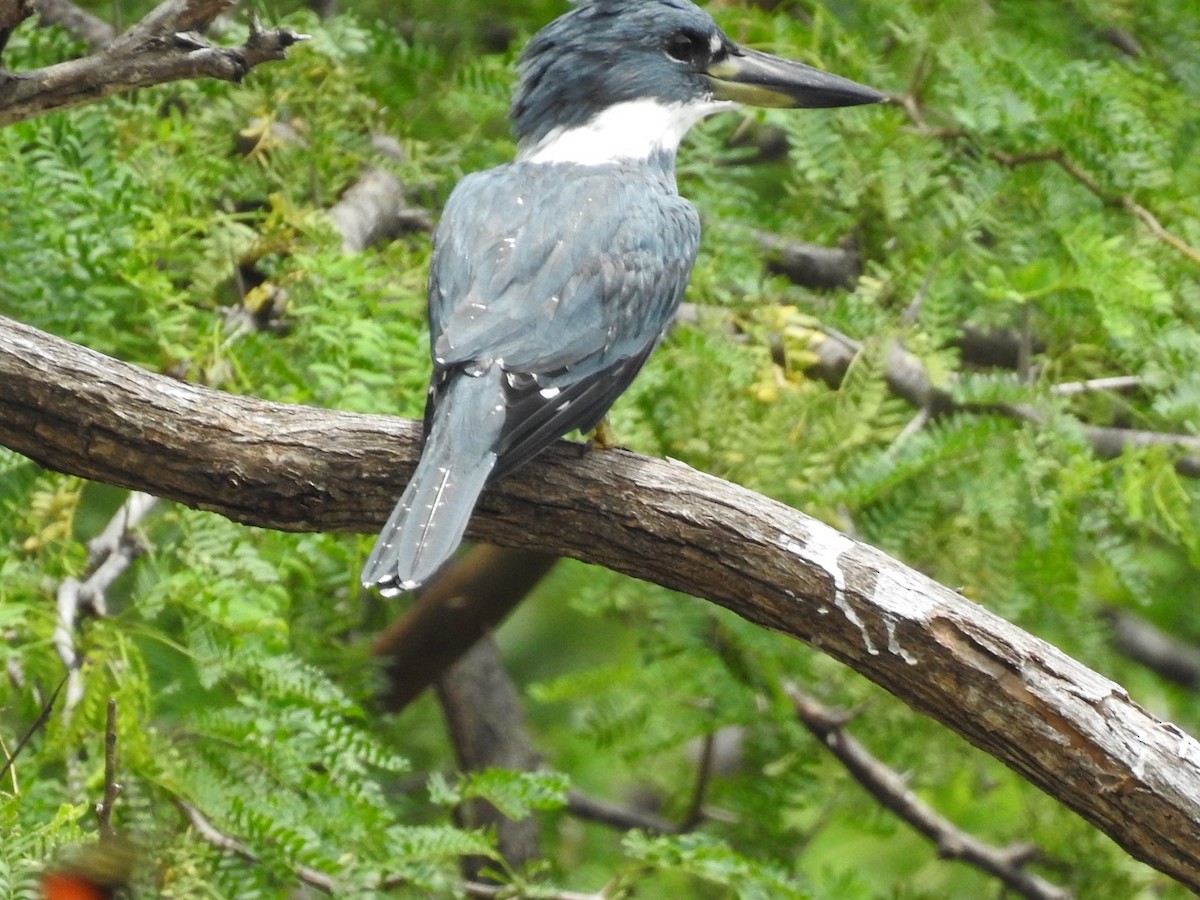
<box><xmin>362</xmin><ymin>0</ymin><xmax>883</xmax><ymax>596</ymax></box>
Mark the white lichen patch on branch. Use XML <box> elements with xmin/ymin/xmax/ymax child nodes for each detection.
<box><xmin>776</xmin><ymin>526</ymin><xmax>877</xmax><ymax>655</ymax></box>
<box><xmin>868</xmin><ymin>567</ymin><xmax>943</xmax><ymax>666</ymax></box>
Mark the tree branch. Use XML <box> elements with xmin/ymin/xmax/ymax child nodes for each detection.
<box><xmin>787</xmin><ymin>685</ymin><xmax>1071</xmax><ymax>900</ymax></box>
<box><xmin>437</xmin><ymin>635</ymin><xmax>542</xmax><ymax>880</ymax></box>
<box><xmin>327</xmin><ymin>166</ymin><xmax>433</xmax><ymax>252</ymax></box>
<box><xmin>804</xmin><ymin>328</ymin><xmax>1200</xmax><ymax>476</ymax></box>
<box><xmin>0</xmin><ymin>0</ymin><xmax>306</xmax><ymax>127</ymax></box>
<box><xmin>96</xmin><ymin>697</ymin><xmax>122</xmax><ymax>841</ymax></box>
<box><xmin>177</xmin><ymin>798</ymin><xmax>338</xmax><ymax>892</ymax></box>
<box><xmin>565</xmin><ymin>790</ymin><xmax>679</xmax><ymax>835</ymax></box>
<box><xmin>34</xmin><ymin>0</ymin><xmax>116</xmax><ymax>50</ymax></box>
<box><xmin>372</xmin><ymin>545</ymin><xmax>558</xmax><ymax>711</ymax></box>
<box><xmin>4</xmin><ymin>315</ymin><xmax>1200</xmax><ymax>890</ymax></box>
<box><xmin>1106</xmin><ymin>609</ymin><xmax>1200</xmax><ymax>690</ymax></box>
<box><xmin>889</xmin><ymin>86</ymin><xmax>1200</xmax><ymax>267</ymax></box>
<box><xmin>0</xmin><ymin>0</ymin><xmax>33</xmax><ymax>58</ymax></box>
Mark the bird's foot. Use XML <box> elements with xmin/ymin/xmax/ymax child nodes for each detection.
<box><xmin>590</xmin><ymin>418</ymin><xmax>618</xmax><ymax>451</ymax></box>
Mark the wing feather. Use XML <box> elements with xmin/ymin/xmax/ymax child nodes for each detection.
<box><xmin>424</xmin><ymin>161</ymin><xmax>699</xmax><ymax>477</ymax></box>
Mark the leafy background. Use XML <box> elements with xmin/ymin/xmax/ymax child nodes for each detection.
<box><xmin>1</xmin><ymin>0</ymin><xmax>1199</xmax><ymax>896</ymax></box>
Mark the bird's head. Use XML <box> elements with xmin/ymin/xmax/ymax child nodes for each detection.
<box><xmin>512</xmin><ymin>0</ymin><xmax>884</xmax><ymax>166</ymax></box>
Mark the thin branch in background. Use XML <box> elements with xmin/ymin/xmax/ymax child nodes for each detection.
<box><xmin>564</xmin><ymin>730</ymin><xmax>739</xmax><ymax>836</ymax></box>
<box><xmin>755</xmin><ymin>231</ymin><xmax>862</xmax><ymax>290</ymax></box>
<box><xmin>803</xmin><ymin>327</ymin><xmax>1200</xmax><ymax>477</ymax></box>
<box><xmin>34</xmin><ymin>0</ymin><xmax>116</xmax><ymax>49</ymax></box>
<box><xmin>463</xmin><ymin>882</ymin><xmax>605</xmax><ymax>900</ymax></box>
<box><xmin>373</xmin><ymin>544</ymin><xmax>558</xmax><ymax>712</ymax></box>
<box><xmin>565</xmin><ymin>791</ymin><xmax>678</xmax><ymax>835</ymax></box>
<box><xmin>177</xmin><ymin>798</ymin><xmax>338</xmax><ymax>892</ymax></box>
<box><xmin>889</xmin><ymin>76</ymin><xmax>1200</xmax><ymax>267</ymax></box>
<box><xmin>181</xmin><ymin>796</ymin><xmax>594</xmax><ymax>898</ymax></box>
<box><xmin>1106</xmin><ymin>608</ymin><xmax>1200</xmax><ymax>690</ymax></box>
<box><xmin>53</xmin><ymin>571</ymin><xmax>83</xmax><ymax>711</ymax></box>
<box><xmin>0</xmin><ymin>0</ymin><xmax>32</xmax><ymax>56</ymax></box>
<box><xmin>54</xmin><ymin>492</ymin><xmax>159</xmax><ymax>715</ymax></box>
<box><xmin>96</xmin><ymin>698</ymin><xmax>121</xmax><ymax>840</ymax></box>
<box><xmin>327</xmin><ymin>166</ymin><xmax>434</xmax><ymax>252</ymax></box>
<box><xmin>0</xmin><ymin>674</ymin><xmax>66</xmax><ymax>788</ymax></box>
<box><xmin>785</xmin><ymin>684</ymin><xmax>1072</xmax><ymax>900</ymax></box>
<box><xmin>0</xmin><ymin>0</ymin><xmax>307</xmax><ymax>127</ymax></box>
<box><xmin>996</xmin><ymin>147</ymin><xmax>1200</xmax><ymax>264</ymax></box>
<box><xmin>679</xmin><ymin>730</ymin><xmax>716</xmax><ymax>832</ymax></box>
<box><xmin>1050</xmin><ymin>375</ymin><xmax>1145</xmax><ymax>397</ymax></box>
<box><xmin>887</xmin><ymin>407</ymin><xmax>933</xmax><ymax>454</ymax></box>
<box><xmin>81</xmin><ymin>491</ymin><xmax>159</xmax><ymax>617</ymax></box>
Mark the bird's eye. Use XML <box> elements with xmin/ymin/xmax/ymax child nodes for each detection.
<box><xmin>664</xmin><ymin>30</ymin><xmax>707</xmax><ymax>65</ymax></box>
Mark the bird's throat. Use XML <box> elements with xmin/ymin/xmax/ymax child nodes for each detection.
<box><xmin>517</xmin><ymin>97</ymin><xmax>732</xmax><ymax>166</ymax></box>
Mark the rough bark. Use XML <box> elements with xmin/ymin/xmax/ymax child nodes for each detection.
<box><xmin>3</xmin><ymin>314</ymin><xmax>1200</xmax><ymax>890</ymax></box>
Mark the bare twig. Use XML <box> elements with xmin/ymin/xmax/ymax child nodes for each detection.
<box><xmin>97</xmin><ymin>697</ymin><xmax>122</xmax><ymax>839</ymax></box>
<box><xmin>0</xmin><ymin>674</ymin><xmax>66</xmax><ymax>787</ymax></box>
<box><xmin>53</xmin><ymin>572</ymin><xmax>84</xmax><ymax>711</ymax></box>
<box><xmin>804</xmin><ymin>328</ymin><xmax>1200</xmax><ymax>476</ymax></box>
<box><xmin>0</xmin><ymin>0</ymin><xmax>307</xmax><ymax>127</ymax></box>
<box><xmin>891</xmin><ymin>76</ymin><xmax>1200</xmax><ymax>267</ymax></box>
<box><xmin>34</xmin><ymin>0</ymin><xmax>116</xmax><ymax>49</ymax></box>
<box><xmin>986</xmin><ymin>151</ymin><xmax>1200</xmax><ymax>265</ymax></box>
<box><xmin>679</xmin><ymin>731</ymin><xmax>715</xmax><ymax>832</ymax></box>
<box><xmin>463</xmin><ymin>882</ymin><xmax>604</xmax><ymax>900</ymax></box>
<box><xmin>1119</xmin><ymin>197</ymin><xmax>1200</xmax><ymax>264</ymax></box>
<box><xmin>895</xmin><ymin>88</ymin><xmax>1200</xmax><ymax>266</ymax></box>
<box><xmin>565</xmin><ymin>791</ymin><xmax>678</xmax><ymax>834</ymax></box>
<box><xmin>177</xmin><ymin>798</ymin><xmax>338</xmax><ymax>892</ymax></box>
<box><xmin>563</xmin><ymin>732</ymin><xmax>734</xmax><ymax>836</ymax></box>
<box><xmin>786</xmin><ymin>685</ymin><xmax>1072</xmax><ymax>900</ymax></box>
<box><xmin>1106</xmin><ymin>608</ymin><xmax>1200</xmax><ymax>690</ymax></box>
<box><xmin>1050</xmin><ymin>375</ymin><xmax>1145</xmax><ymax>397</ymax></box>
<box><xmin>81</xmin><ymin>491</ymin><xmax>159</xmax><ymax>617</ymax></box>
<box><xmin>181</xmin><ymin>796</ymin><xmax>592</xmax><ymax>898</ymax></box>
<box><xmin>756</xmin><ymin>231</ymin><xmax>861</xmax><ymax>290</ymax></box>
<box><xmin>952</xmin><ymin>326</ymin><xmax>1043</xmax><ymax>370</ymax></box>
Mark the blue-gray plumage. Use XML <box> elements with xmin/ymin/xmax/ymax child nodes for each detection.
<box><xmin>362</xmin><ymin>0</ymin><xmax>884</xmax><ymax>595</ymax></box>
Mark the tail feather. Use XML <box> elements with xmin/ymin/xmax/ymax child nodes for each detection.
<box><xmin>362</xmin><ymin>367</ymin><xmax>505</xmax><ymax>595</ymax></box>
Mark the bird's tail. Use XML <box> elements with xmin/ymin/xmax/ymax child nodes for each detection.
<box><xmin>361</xmin><ymin>367</ymin><xmax>506</xmax><ymax>596</ymax></box>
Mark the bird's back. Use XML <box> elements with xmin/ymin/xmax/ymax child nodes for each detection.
<box><xmin>426</xmin><ymin>159</ymin><xmax>701</xmax><ymax>475</ymax></box>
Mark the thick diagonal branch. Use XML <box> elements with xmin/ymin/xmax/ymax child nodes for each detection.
<box><xmin>3</xmin><ymin>314</ymin><xmax>1200</xmax><ymax>890</ymax></box>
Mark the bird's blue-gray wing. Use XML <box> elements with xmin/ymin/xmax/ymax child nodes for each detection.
<box><xmin>427</xmin><ymin>162</ymin><xmax>700</xmax><ymax>476</ymax></box>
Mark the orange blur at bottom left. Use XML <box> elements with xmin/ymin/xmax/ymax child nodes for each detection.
<box><xmin>41</xmin><ymin>872</ymin><xmax>114</xmax><ymax>900</ymax></box>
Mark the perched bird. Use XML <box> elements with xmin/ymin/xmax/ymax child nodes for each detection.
<box><xmin>362</xmin><ymin>0</ymin><xmax>882</xmax><ymax>595</ymax></box>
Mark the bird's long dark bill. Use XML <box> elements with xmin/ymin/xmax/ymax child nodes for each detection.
<box><xmin>707</xmin><ymin>46</ymin><xmax>884</xmax><ymax>109</ymax></box>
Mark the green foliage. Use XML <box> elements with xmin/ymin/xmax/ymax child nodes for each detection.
<box><xmin>2</xmin><ymin>0</ymin><xmax>1199</xmax><ymax>897</ymax></box>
